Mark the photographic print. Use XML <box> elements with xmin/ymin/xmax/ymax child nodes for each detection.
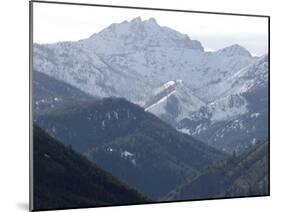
<box><xmin>30</xmin><ymin>1</ymin><xmax>269</xmax><ymax>211</ymax></box>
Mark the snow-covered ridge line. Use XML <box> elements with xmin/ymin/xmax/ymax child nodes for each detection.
<box><xmin>144</xmin><ymin>80</ymin><xmax>183</xmax><ymax>111</ymax></box>
<box><xmin>145</xmin><ymin>90</ymin><xmax>176</xmax><ymax>111</ymax></box>
<box><xmin>153</xmin><ymin>80</ymin><xmax>183</xmax><ymax>95</ymax></box>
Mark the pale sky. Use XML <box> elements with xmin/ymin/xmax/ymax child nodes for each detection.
<box><xmin>33</xmin><ymin>2</ymin><xmax>268</xmax><ymax>56</ymax></box>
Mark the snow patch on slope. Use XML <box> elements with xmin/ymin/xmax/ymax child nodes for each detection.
<box><xmin>208</xmin><ymin>94</ymin><xmax>248</xmax><ymax>122</ymax></box>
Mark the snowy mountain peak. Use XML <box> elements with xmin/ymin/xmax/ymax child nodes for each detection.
<box><xmin>130</xmin><ymin>17</ymin><xmax>158</xmax><ymax>25</ymax></box>
<box><xmin>34</xmin><ymin>17</ymin><xmax>268</xmax><ymax>153</ymax></box>
<box><xmin>147</xmin><ymin>17</ymin><xmax>157</xmax><ymax>23</ymax></box>
<box><xmin>145</xmin><ymin>17</ymin><xmax>158</xmax><ymax>25</ymax></box>
<box><xmin>216</xmin><ymin>44</ymin><xmax>252</xmax><ymax>57</ymax></box>
<box><xmin>83</xmin><ymin>17</ymin><xmax>204</xmax><ymax>53</ymax></box>
<box><xmin>131</xmin><ymin>16</ymin><xmax>142</xmax><ymax>23</ymax></box>
<box><xmin>129</xmin><ymin>17</ymin><xmax>160</xmax><ymax>29</ymax></box>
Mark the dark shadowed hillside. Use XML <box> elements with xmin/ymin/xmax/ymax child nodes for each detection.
<box><xmin>165</xmin><ymin>140</ymin><xmax>269</xmax><ymax>201</ymax></box>
<box><xmin>35</xmin><ymin>97</ymin><xmax>226</xmax><ymax>199</ymax></box>
<box><xmin>33</xmin><ymin>124</ymin><xmax>148</xmax><ymax>211</ymax></box>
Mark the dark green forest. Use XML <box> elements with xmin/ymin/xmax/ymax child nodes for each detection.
<box><xmin>165</xmin><ymin>140</ymin><xmax>269</xmax><ymax>201</ymax></box>
<box><xmin>33</xmin><ymin>124</ymin><xmax>149</xmax><ymax>211</ymax></box>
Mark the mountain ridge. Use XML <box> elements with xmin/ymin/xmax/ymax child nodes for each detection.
<box><xmin>33</xmin><ymin>16</ymin><xmax>268</xmax><ymax>152</ymax></box>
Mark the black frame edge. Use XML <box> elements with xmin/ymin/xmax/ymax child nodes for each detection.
<box><xmin>29</xmin><ymin>0</ymin><xmax>34</xmax><ymax>211</ymax></box>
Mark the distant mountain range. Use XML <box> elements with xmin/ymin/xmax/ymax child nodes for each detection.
<box><xmin>33</xmin><ymin>17</ymin><xmax>268</xmax><ymax>152</ymax></box>
<box><xmin>33</xmin><ymin>124</ymin><xmax>149</xmax><ymax>210</ymax></box>
<box><xmin>35</xmin><ymin>97</ymin><xmax>226</xmax><ymax>199</ymax></box>
<box><xmin>176</xmin><ymin>55</ymin><xmax>268</xmax><ymax>151</ymax></box>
